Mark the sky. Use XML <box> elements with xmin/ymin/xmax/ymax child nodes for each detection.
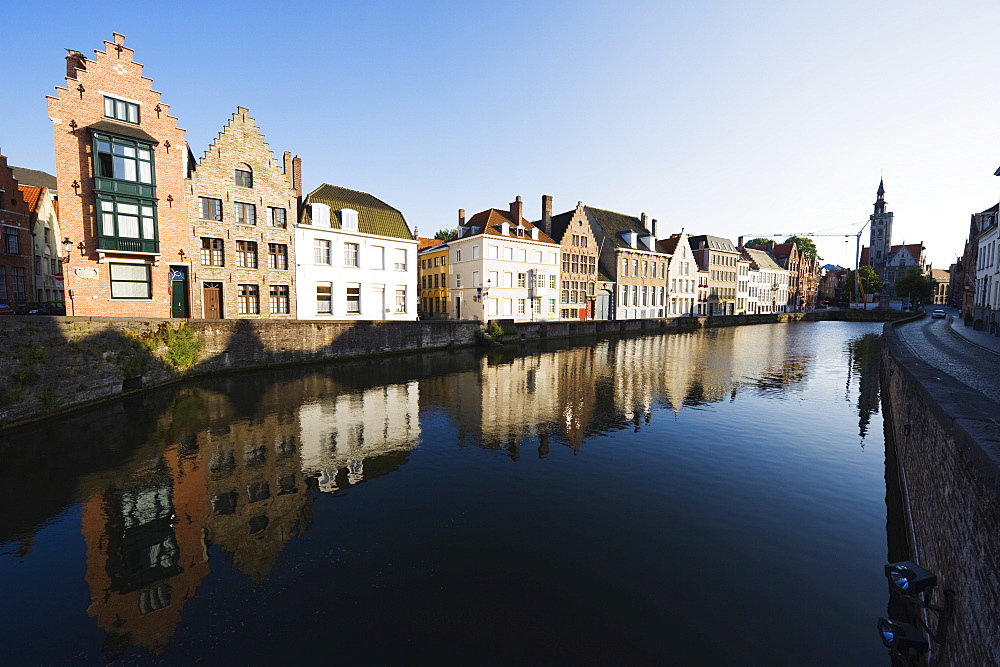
<box><xmin>3</xmin><ymin>0</ymin><xmax>1000</xmax><ymax>270</ymax></box>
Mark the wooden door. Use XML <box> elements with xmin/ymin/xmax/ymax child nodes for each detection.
<box><xmin>203</xmin><ymin>283</ymin><xmax>222</xmax><ymax>319</ymax></box>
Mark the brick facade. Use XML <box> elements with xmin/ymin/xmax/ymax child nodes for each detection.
<box><xmin>47</xmin><ymin>33</ymin><xmax>189</xmax><ymax>317</ymax></box>
<box><xmin>543</xmin><ymin>199</ymin><xmax>601</xmax><ymax>320</ymax></box>
<box><xmin>188</xmin><ymin>108</ymin><xmax>299</xmax><ymax>320</ymax></box>
<box><xmin>0</xmin><ymin>154</ymin><xmax>33</xmax><ymax>307</ymax></box>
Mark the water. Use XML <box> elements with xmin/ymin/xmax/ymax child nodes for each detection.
<box><xmin>0</xmin><ymin>321</ymin><xmax>888</xmax><ymax>664</ymax></box>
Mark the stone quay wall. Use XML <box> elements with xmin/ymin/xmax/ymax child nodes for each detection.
<box><xmin>0</xmin><ymin>309</ymin><xmax>906</xmax><ymax>429</ymax></box>
<box><xmin>882</xmin><ymin>317</ymin><xmax>1000</xmax><ymax>665</ymax></box>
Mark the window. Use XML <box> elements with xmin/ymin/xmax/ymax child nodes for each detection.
<box><xmin>235</xmin><ymin>168</ymin><xmax>253</xmax><ymax>188</ymax></box>
<box><xmin>395</xmin><ymin>288</ymin><xmax>407</xmax><ymax>313</ymax></box>
<box><xmin>235</xmin><ymin>202</ymin><xmax>256</xmax><ymax>226</ymax></box>
<box><xmin>199</xmin><ymin>197</ymin><xmax>222</xmax><ymax>221</ymax></box>
<box><xmin>472</xmin><ymin>271</ymin><xmax>480</xmax><ymax>287</ymax></box>
<box><xmin>371</xmin><ymin>246</ymin><xmax>385</xmax><ymax>269</ymax></box>
<box><xmin>517</xmin><ymin>273</ymin><xmax>526</xmax><ymax>288</ymax></box>
<box><xmin>9</xmin><ymin>267</ymin><xmax>25</xmax><ymax>301</ymax></box>
<box><xmin>549</xmin><ymin>299</ymin><xmax>556</xmax><ymax>314</ymax></box>
<box><xmin>98</xmin><ymin>197</ymin><xmax>156</xmax><ymax>241</ymax></box>
<box><xmin>0</xmin><ymin>267</ymin><xmax>6</xmax><ymax>300</ymax></box>
<box><xmin>268</xmin><ymin>243</ymin><xmax>288</xmax><ymax>270</ymax></box>
<box><xmin>236</xmin><ymin>240</ymin><xmax>258</xmax><ymax>268</ymax></box>
<box><xmin>317</xmin><ymin>284</ymin><xmax>332</xmax><ymax>314</ymax></box>
<box><xmin>237</xmin><ymin>284</ymin><xmax>260</xmax><ymax>315</ymax></box>
<box><xmin>269</xmin><ymin>285</ymin><xmax>289</xmax><ymax>314</ymax></box>
<box><xmin>267</xmin><ymin>207</ymin><xmax>287</xmax><ymax>228</ymax></box>
<box><xmin>103</xmin><ymin>96</ymin><xmax>139</xmax><ymax>124</ymax></box>
<box><xmin>344</xmin><ymin>242</ymin><xmax>360</xmax><ymax>267</ymax></box>
<box><xmin>588</xmin><ymin>256</ymin><xmax>596</xmax><ymax>274</ymax></box>
<box><xmin>456</xmin><ymin>250</ymin><xmax>461</xmax><ymax>262</ymax></box>
<box><xmin>94</xmin><ymin>134</ymin><xmax>153</xmax><ymax>184</ymax></box>
<box><xmin>633</xmin><ymin>259</ymin><xmax>639</xmax><ymax>276</ymax></box>
<box><xmin>4</xmin><ymin>227</ymin><xmax>19</xmax><ymax>254</ymax></box>
<box><xmin>201</xmin><ymin>237</ymin><xmax>224</xmax><ymax>266</ymax></box>
<box><xmin>394</xmin><ymin>249</ymin><xmax>407</xmax><ymax>271</ymax></box>
<box><xmin>563</xmin><ymin>253</ymin><xmax>570</xmax><ymax>272</ymax></box>
<box><xmin>456</xmin><ymin>274</ymin><xmax>461</xmax><ymax>288</ymax></box>
<box><xmin>621</xmin><ymin>257</ymin><xmax>628</xmax><ymax>276</ymax></box>
<box><xmin>314</xmin><ymin>239</ymin><xmax>331</xmax><ymax>264</ymax></box>
<box><xmin>517</xmin><ymin>299</ymin><xmax>526</xmax><ymax>314</ymax></box>
<box><xmin>472</xmin><ymin>245</ymin><xmax>480</xmax><ymax>260</ymax></box>
<box><xmin>571</xmin><ymin>255</ymin><xmax>579</xmax><ymax>274</ymax></box>
<box><xmin>346</xmin><ymin>285</ymin><xmax>361</xmax><ymax>313</ymax></box>
<box><xmin>109</xmin><ymin>263</ymin><xmax>150</xmax><ymax>299</ymax></box>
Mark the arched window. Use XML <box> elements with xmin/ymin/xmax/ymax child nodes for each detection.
<box><xmin>235</xmin><ymin>164</ymin><xmax>253</xmax><ymax>188</ymax></box>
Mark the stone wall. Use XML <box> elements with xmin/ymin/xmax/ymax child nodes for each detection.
<box><xmin>882</xmin><ymin>318</ymin><xmax>1000</xmax><ymax>665</ymax></box>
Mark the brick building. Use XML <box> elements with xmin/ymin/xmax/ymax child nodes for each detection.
<box><xmin>48</xmin><ymin>33</ymin><xmax>190</xmax><ymax>317</ymax></box>
<box><xmin>188</xmin><ymin>108</ymin><xmax>300</xmax><ymax>319</ymax></box>
<box><xmin>13</xmin><ymin>168</ymin><xmax>64</xmax><ymax>304</ymax></box>
<box><xmin>0</xmin><ymin>154</ymin><xmax>33</xmax><ymax>309</ymax></box>
<box><xmin>540</xmin><ymin>197</ymin><xmax>602</xmax><ymax>320</ymax></box>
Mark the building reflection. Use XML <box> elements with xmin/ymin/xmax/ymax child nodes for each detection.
<box><xmin>76</xmin><ymin>370</ymin><xmax>421</xmax><ymax>656</ymax></box>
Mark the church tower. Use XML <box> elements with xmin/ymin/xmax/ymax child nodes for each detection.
<box><xmin>868</xmin><ymin>178</ymin><xmax>893</xmax><ymax>278</ymax></box>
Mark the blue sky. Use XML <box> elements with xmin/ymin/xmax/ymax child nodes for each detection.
<box><xmin>4</xmin><ymin>0</ymin><xmax>1000</xmax><ymax>269</ymax></box>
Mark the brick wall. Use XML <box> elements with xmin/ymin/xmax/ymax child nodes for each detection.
<box><xmin>0</xmin><ymin>154</ymin><xmax>34</xmax><ymax>305</ymax></box>
<box><xmin>47</xmin><ymin>33</ymin><xmax>189</xmax><ymax>317</ymax></box>
<box><xmin>882</xmin><ymin>320</ymin><xmax>1000</xmax><ymax>665</ymax></box>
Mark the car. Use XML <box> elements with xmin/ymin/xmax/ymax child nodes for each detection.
<box><xmin>931</xmin><ymin>309</ymin><xmax>946</xmax><ymax>319</ymax></box>
<box><xmin>0</xmin><ymin>304</ymin><xmax>14</xmax><ymax>316</ymax></box>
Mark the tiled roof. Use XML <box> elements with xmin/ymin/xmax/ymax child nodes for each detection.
<box><xmin>860</xmin><ymin>243</ymin><xmax>924</xmax><ymax>266</ymax></box>
<box><xmin>770</xmin><ymin>242</ymin><xmax>795</xmax><ymax>259</ymax></box>
<box><xmin>688</xmin><ymin>234</ymin><xmax>738</xmax><ymax>253</ymax></box>
<box><xmin>585</xmin><ymin>206</ymin><xmax>661</xmax><ymax>251</ymax></box>
<box><xmin>460</xmin><ymin>209</ymin><xmax>557</xmax><ymax>244</ymax></box>
<box><xmin>11</xmin><ymin>166</ymin><xmax>56</xmax><ymax>190</ymax></box>
<box><xmin>417</xmin><ymin>236</ymin><xmax>442</xmax><ymax>251</ymax></box>
<box><xmin>657</xmin><ymin>234</ymin><xmax>682</xmax><ymax>254</ymax></box>
<box><xmin>859</xmin><ymin>247</ymin><xmax>869</xmax><ymax>265</ymax></box>
<box><xmin>18</xmin><ymin>185</ymin><xmax>42</xmax><ymax>213</ymax></box>
<box><xmin>304</xmin><ymin>184</ymin><xmax>413</xmax><ymax>240</ymax></box>
<box><xmin>930</xmin><ymin>269</ymin><xmax>949</xmax><ymax>280</ymax></box>
<box><xmin>547</xmin><ymin>210</ymin><xmax>574</xmax><ymax>243</ymax></box>
<box><xmin>743</xmin><ymin>247</ymin><xmax>784</xmax><ymax>272</ymax></box>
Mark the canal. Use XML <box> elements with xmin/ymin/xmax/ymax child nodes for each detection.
<box><xmin>1</xmin><ymin>321</ymin><xmax>889</xmax><ymax>664</ymax></box>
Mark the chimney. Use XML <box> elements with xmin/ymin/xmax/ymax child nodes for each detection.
<box><xmin>458</xmin><ymin>208</ymin><xmax>466</xmax><ymax>226</ymax></box>
<box><xmin>738</xmin><ymin>235</ymin><xmax>744</xmax><ymax>249</ymax></box>
<box><xmin>65</xmin><ymin>50</ymin><xmax>86</xmax><ymax>79</ymax></box>
<box><xmin>641</xmin><ymin>212</ymin><xmax>649</xmax><ymax>230</ymax></box>
<box><xmin>291</xmin><ymin>156</ymin><xmax>302</xmax><ymax>199</ymax></box>
<box><xmin>510</xmin><ymin>196</ymin><xmax>523</xmax><ymax>225</ymax></box>
<box><xmin>541</xmin><ymin>194</ymin><xmax>553</xmax><ymax>236</ymax></box>
<box><xmin>283</xmin><ymin>151</ymin><xmax>292</xmax><ymax>181</ymax></box>
<box><xmin>651</xmin><ymin>218</ymin><xmax>658</xmax><ymax>240</ymax></box>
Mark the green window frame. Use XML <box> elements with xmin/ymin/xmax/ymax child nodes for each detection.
<box><xmin>94</xmin><ymin>133</ymin><xmax>154</xmax><ymax>187</ymax></box>
<box><xmin>109</xmin><ymin>262</ymin><xmax>152</xmax><ymax>299</ymax></box>
<box><xmin>97</xmin><ymin>194</ymin><xmax>158</xmax><ymax>252</ymax></box>
<box><xmin>103</xmin><ymin>96</ymin><xmax>139</xmax><ymax>124</ymax></box>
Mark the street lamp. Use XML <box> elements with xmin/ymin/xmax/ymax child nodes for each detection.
<box><xmin>61</xmin><ymin>237</ymin><xmax>73</xmax><ymax>263</ymax></box>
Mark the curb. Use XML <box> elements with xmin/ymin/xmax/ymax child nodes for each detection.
<box><xmin>945</xmin><ymin>316</ymin><xmax>1000</xmax><ymax>358</ymax></box>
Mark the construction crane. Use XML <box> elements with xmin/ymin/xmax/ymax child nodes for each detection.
<box><xmin>743</xmin><ymin>220</ymin><xmax>871</xmax><ymax>270</ymax></box>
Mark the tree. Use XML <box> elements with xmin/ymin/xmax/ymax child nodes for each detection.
<box><xmin>894</xmin><ymin>267</ymin><xmax>936</xmax><ymax>305</ymax></box>
<box><xmin>745</xmin><ymin>238</ymin><xmax>772</xmax><ymax>250</ymax></box>
<box><xmin>433</xmin><ymin>229</ymin><xmax>458</xmax><ymax>241</ymax></box>
<box><xmin>839</xmin><ymin>266</ymin><xmax>882</xmax><ymax>300</ymax></box>
<box><xmin>784</xmin><ymin>236</ymin><xmax>821</xmax><ymax>261</ymax></box>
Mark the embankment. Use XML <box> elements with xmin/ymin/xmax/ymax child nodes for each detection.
<box><xmin>881</xmin><ymin>318</ymin><xmax>1000</xmax><ymax>665</ymax></box>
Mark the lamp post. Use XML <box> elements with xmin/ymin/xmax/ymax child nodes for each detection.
<box><xmin>61</xmin><ymin>237</ymin><xmax>73</xmax><ymax>263</ymax></box>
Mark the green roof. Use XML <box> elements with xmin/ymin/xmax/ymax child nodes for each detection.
<box><xmin>304</xmin><ymin>183</ymin><xmax>413</xmax><ymax>240</ymax></box>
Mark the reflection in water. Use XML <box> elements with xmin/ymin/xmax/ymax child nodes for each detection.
<box><xmin>0</xmin><ymin>323</ymin><xmax>887</xmax><ymax>662</ymax></box>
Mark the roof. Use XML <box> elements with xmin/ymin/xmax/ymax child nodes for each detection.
<box><xmin>417</xmin><ymin>236</ymin><xmax>443</xmax><ymax>251</ymax></box>
<box><xmin>770</xmin><ymin>242</ymin><xmax>796</xmax><ymax>259</ymax></box>
<box><xmin>743</xmin><ymin>247</ymin><xmax>784</xmax><ymax>272</ymax></box>
<box><xmin>18</xmin><ymin>185</ymin><xmax>43</xmax><ymax>214</ymax></box>
<box><xmin>459</xmin><ymin>208</ymin><xmax>556</xmax><ymax>244</ymax></box>
<box><xmin>657</xmin><ymin>234</ymin><xmax>683</xmax><ymax>255</ymax></box>
<box><xmin>585</xmin><ymin>206</ymin><xmax>658</xmax><ymax>250</ymax></box>
<box><xmin>88</xmin><ymin>120</ymin><xmax>160</xmax><ymax>145</ymax></box>
<box><xmin>688</xmin><ymin>234</ymin><xmax>738</xmax><ymax>253</ymax></box>
<box><xmin>930</xmin><ymin>269</ymin><xmax>949</xmax><ymax>280</ymax></box>
<box><xmin>304</xmin><ymin>184</ymin><xmax>413</xmax><ymax>240</ymax></box>
<box><xmin>860</xmin><ymin>243</ymin><xmax>924</xmax><ymax>266</ymax></box>
<box><xmin>11</xmin><ymin>167</ymin><xmax>56</xmax><ymax>190</ymax></box>
<box><xmin>547</xmin><ymin>210</ymin><xmax>576</xmax><ymax>243</ymax></box>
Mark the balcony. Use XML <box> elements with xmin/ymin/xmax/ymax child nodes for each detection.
<box><xmin>94</xmin><ymin>177</ymin><xmax>156</xmax><ymax>199</ymax></box>
<box><xmin>98</xmin><ymin>236</ymin><xmax>159</xmax><ymax>253</ymax></box>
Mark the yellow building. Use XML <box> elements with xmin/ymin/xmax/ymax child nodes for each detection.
<box><xmin>418</xmin><ymin>238</ymin><xmax>451</xmax><ymax>319</ymax></box>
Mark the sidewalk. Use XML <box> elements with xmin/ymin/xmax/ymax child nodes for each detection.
<box><xmin>944</xmin><ymin>307</ymin><xmax>1000</xmax><ymax>356</ymax></box>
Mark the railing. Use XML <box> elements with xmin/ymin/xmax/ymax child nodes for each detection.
<box><xmin>97</xmin><ymin>236</ymin><xmax>159</xmax><ymax>253</ymax></box>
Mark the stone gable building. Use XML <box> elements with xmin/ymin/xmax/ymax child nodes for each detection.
<box><xmin>187</xmin><ymin>108</ymin><xmax>300</xmax><ymax>319</ymax></box>
<box><xmin>47</xmin><ymin>33</ymin><xmax>190</xmax><ymax>317</ymax></box>
<box><xmin>540</xmin><ymin>197</ymin><xmax>602</xmax><ymax>320</ymax></box>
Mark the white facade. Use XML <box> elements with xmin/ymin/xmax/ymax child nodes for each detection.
<box><xmin>976</xmin><ymin>222</ymin><xmax>999</xmax><ymax>314</ymax></box>
<box><xmin>449</xmin><ymin>228</ymin><xmax>560</xmax><ymax>322</ymax></box>
<box><xmin>30</xmin><ymin>188</ymin><xmax>65</xmax><ymax>302</ymax></box>
<box><xmin>294</xmin><ymin>205</ymin><xmax>417</xmax><ymax>320</ymax></box>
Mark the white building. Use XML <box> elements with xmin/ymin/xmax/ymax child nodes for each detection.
<box><xmin>660</xmin><ymin>231</ymin><xmax>696</xmax><ymax>317</ymax></box>
<box><xmin>743</xmin><ymin>247</ymin><xmax>790</xmax><ymax>314</ymax></box>
<box><xmin>448</xmin><ymin>197</ymin><xmax>561</xmax><ymax>322</ymax></box>
<box><xmin>975</xmin><ymin>212</ymin><xmax>999</xmax><ymax>324</ymax></box>
<box><xmin>295</xmin><ymin>184</ymin><xmax>417</xmax><ymax>320</ymax></box>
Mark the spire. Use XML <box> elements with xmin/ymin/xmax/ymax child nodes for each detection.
<box><xmin>876</xmin><ymin>178</ymin><xmax>885</xmax><ymax>199</ymax></box>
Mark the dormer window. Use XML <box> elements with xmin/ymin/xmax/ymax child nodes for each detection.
<box><xmin>339</xmin><ymin>208</ymin><xmax>359</xmax><ymax>231</ymax></box>
<box><xmin>103</xmin><ymin>96</ymin><xmax>139</xmax><ymax>124</ymax></box>
<box><xmin>516</xmin><ymin>227</ymin><xmax>525</xmax><ymax>237</ymax></box>
<box><xmin>235</xmin><ymin>167</ymin><xmax>253</xmax><ymax>188</ymax></box>
<box><xmin>311</xmin><ymin>203</ymin><xmax>331</xmax><ymax>227</ymax></box>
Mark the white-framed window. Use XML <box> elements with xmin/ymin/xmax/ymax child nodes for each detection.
<box><xmin>109</xmin><ymin>262</ymin><xmax>151</xmax><ymax>299</ymax></box>
<box><xmin>346</xmin><ymin>284</ymin><xmax>361</xmax><ymax>313</ymax></box>
<box><xmin>488</xmin><ymin>245</ymin><xmax>498</xmax><ymax>259</ymax></box>
<box><xmin>621</xmin><ymin>257</ymin><xmax>628</xmax><ymax>276</ymax></box>
<box><xmin>473</xmin><ymin>271</ymin><xmax>480</xmax><ymax>287</ymax></box>
<box><xmin>317</xmin><ymin>283</ymin><xmax>332</xmax><ymax>314</ymax></box>
<box><xmin>237</xmin><ymin>284</ymin><xmax>260</xmax><ymax>315</ymax></box>
<box><xmin>394</xmin><ymin>248</ymin><xmax>407</xmax><ymax>271</ymax></box>
<box><xmin>339</xmin><ymin>208</ymin><xmax>359</xmax><ymax>231</ymax></box>
<box><xmin>472</xmin><ymin>245</ymin><xmax>480</xmax><ymax>260</ymax></box>
<box><xmin>517</xmin><ymin>273</ymin><xmax>526</xmax><ymax>288</ymax></box>
<box><xmin>314</xmin><ymin>239</ymin><xmax>331</xmax><ymax>265</ymax></box>
<box><xmin>395</xmin><ymin>288</ymin><xmax>407</xmax><ymax>313</ymax></box>
<box><xmin>517</xmin><ymin>298</ymin><xmax>526</xmax><ymax>314</ymax></box>
<box><xmin>344</xmin><ymin>242</ymin><xmax>360</xmax><ymax>267</ymax></box>
<box><xmin>456</xmin><ymin>274</ymin><xmax>461</xmax><ymax>288</ymax></box>
<box><xmin>549</xmin><ymin>299</ymin><xmax>556</xmax><ymax>314</ymax></box>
